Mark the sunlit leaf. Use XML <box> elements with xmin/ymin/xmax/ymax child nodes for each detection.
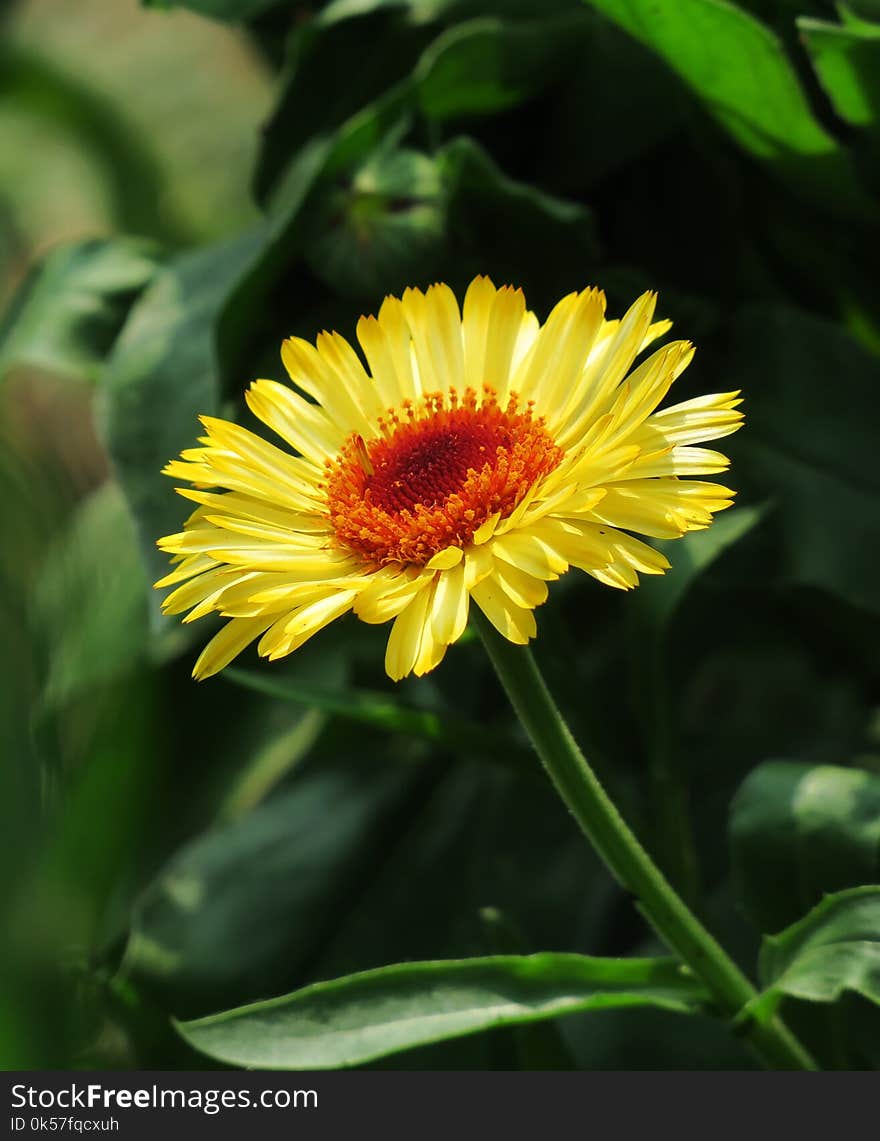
<box><xmin>799</xmin><ymin>12</ymin><xmax>880</xmax><ymax>130</ymax></box>
<box><xmin>176</xmin><ymin>953</ymin><xmax>707</xmax><ymax>1068</ymax></box>
<box><xmin>582</xmin><ymin>0</ymin><xmax>873</xmax><ymax>218</ymax></box>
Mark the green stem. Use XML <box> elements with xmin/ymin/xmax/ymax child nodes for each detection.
<box><xmin>474</xmin><ymin>610</ymin><xmax>817</xmax><ymax>1071</ymax></box>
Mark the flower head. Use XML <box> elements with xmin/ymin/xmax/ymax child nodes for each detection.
<box><xmin>156</xmin><ymin>277</ymin><xmax>742</xmax><ymax>680</ymax></box>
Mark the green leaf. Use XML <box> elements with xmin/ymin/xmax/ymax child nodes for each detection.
<box><xmin>120</xmin><ymin>760</ymin><xmax>416</xmax><ymax>1017</ymax></box>
<box><xmin>122</xmin><ymin>732</ymin><xmax>618</xmax><ymax>1039</ymax></box>
<box><xmin>582</xmin><ymin>0</ymin><xmax>873</xmax><ymax>218</ymax></box>
<box><xmin>751</xmin><ymin>887</ymin><xmax>880</xmax><ymax>1019</ymax></box>
<box><xmin>175</xmin><ymin>953</ymin><xmax>706</xmax><ymax>1068</ymax></box>
<box><xmin>731</xmin><ymin>761</ymin><xmax>880</xmax><ymax>933</ymax></box>
<box><xmin>99</xmin><ymin>230</ymin><xmax>266</xmax><ymax>593</ymax></box>
<box><xmin>798</xmin><ymin>9</ymin><xmax>880</xmax><ymax>210</ymax></box>
<box><xmin>225</xmin><ymin>667</ymin><xmax>534</xmax><ymax>769</ymax></box>
<box><xmin>305</xmin><ymin>146</ymin><xmax>446</xmax><ymax>298</ymax></box>
<box><xmin>729</xmin><ymin>306</ymin><xmax>880</xmax><ymax>614</ymax></box>
<box><xmin>799</xmin><ymin>13</ymin><xmax>880</xmax><ymax>131</ymax></box>
<box><xmin>100</xmin><ymin>134</ymin><xmax>328</xmax><ymax>596</ymax></box>
<box><xmin>0</xmin><ymin>239</ymin><xmax>157</xmax><ymax>384</ymax></box>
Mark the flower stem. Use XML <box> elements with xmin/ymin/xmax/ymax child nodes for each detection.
<box><xmin>473</xmin><ymin>610</ymin><xmax>817</xmax><ymax>1071</ymax></box>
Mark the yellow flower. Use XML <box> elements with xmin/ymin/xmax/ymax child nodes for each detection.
<box><xmin>156</xmin><ymin>277</ymin><xmax>742</xmax><ymax>681</ymax></box>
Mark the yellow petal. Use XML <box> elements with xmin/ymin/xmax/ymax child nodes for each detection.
<box><xmin>471</xmin><ymin>575</ymin><xmax>536</xmax><ymax>644</ymax></box>
<box><xmin>627</xmin><ymin>445</ymin><xmax>732</xmax><ymax>479</ymax></box>
<box><xmin>153</xmin><ymin>553</ymin><xmax>215</xmax><ymax>589</ymax></box>
<box><xmin>357</xmin><ymin>312</ymin><xmax>406</xmax><ymax>411</ymax></box>
<box><xmin>414</xmin><ymin>580</ymin><xmax>449</xmax><ymax>676</ymax></box>
<box><xmin>463</xmin><ymin>543</ymin><xmax>495</xmax><ymax>589</ymax></box>
<box><xmin>592</xmin><ymin>478</ymin><xmax>735</xmax><ymax>539</ymax></box>
<box><xmin>161</xmin><ymin>566</ymin><xmax>239</xmax><ymax>616</ymax></box>
<box><xmin>400</xmin><ymin>283</ymin><xmax>464</xmax><ymax>398</ymax></box>
<box><xmin>634</xmin><ymin>391</ymin><xmax>744</xmax><ymax>449</ymax></box>
<box><xmin>372</xmin><ymin>294</ymin><xmax>420</xmax><ymax>402</ymax></box>
<box><xmin>315</xmin><ymin>329</ymin><xmax>384</xmax><ymax>425</ymax></box>
<box><xmin>485</xmin><ymin>286</ymin><xmax>530</xmax><ymax>405</ymax></box>
<box><xmin>280</xmin><ymin>335</ymin><xmax>376</xmax><ymax>435</ymax></box>
<box><xmin>491</xmin><ymin>530</ymin><xmax>568</xmax><ymax>580</ymax></box>
<box><xmin>259</xmin><ymin>589</ymin><xmax>357</xmax><ymax>660</ymax></box>
<box><xmin>609</xmin><ymin>530</ymin><xmax>671</xmax><ymax>576</ymax></box>
<box><xmin>192</xmin><ymin>616</ymin><xmax>275</xmax><ymax>680</ymax></box>
<box><xmin>642</xmin><ymin>317</ymin><xmax>673</xmax><ymax>350</ymax></box>
<box><xmin>524</xmin><ymin>518</ymin><xmax>615</xmax><ymax>573</ymax></box>
<box><xmin>459</xmin><ymin>278</ymin><xmax>532</xmax><ymax>405</ymax></box>
<box><xmin>472</xmin><ymin>512</ymin><xmax>500</xmax><ymax>545</ymax></box>
<box><xmin>354</xmin><ymin>567</ymin><xmax>432</xmax><ymax>624</ymax></box>
<box><xmin>514</xmin><ymin>288</ymin><xmax>605</xmax><ymax>422</ymax></box>
<box><xmin>243</xmin><ymin>577</ymin><xmax>359</xmax><ymax>611</ymax></box>
<box><xmin>175</xmin><ymin>488</ymin><xmax>330</xmax><ymax>533</ymax></box>
<box><xmin>562</xmin><ymin>290</ymin><xmax>658</xmax><ymax>437</ymax></box>
<box><xmin>385</xmin><ymin>585</ymin><xmax>433</xmax><ymax>681</ymax></box>
<box><xmin>431</xmin><ymin>562</ymin><xmax>469</xmax><ymax>644</ymax></box>
<box><xmin>245</xmin><ymin>379</ymin><xmax>343</xmax><ymax>462</ymax></box>
<box><xmin>426</xmin><ymin>546</ymin><xmax>463</xmax><ymax>570</ymax></box>
<box><xmin>461</xmin><ymin>274</ymin><xmax>497</xmax><ymax>392</ymax></box>
<box><xmin>492</xmin><ymin>560</ymin><xmax>549</xmax><ymax>610</ymax></box>
<box><xmin>592</xmin><ymin>341</ymin><xmax>693</xmax><ymax>450</ymax></box>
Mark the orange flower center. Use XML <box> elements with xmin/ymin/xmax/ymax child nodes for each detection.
<box><xmin>325</xmin><ymin>388</ymin><xmax>563</xmax><ymax>566</ymax></box>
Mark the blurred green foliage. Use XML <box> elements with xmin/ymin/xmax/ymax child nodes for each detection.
<box><xmin>1</xmin><ymin>0</ymin><xmax>879</xmax><ymax>1070</ymax></box>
